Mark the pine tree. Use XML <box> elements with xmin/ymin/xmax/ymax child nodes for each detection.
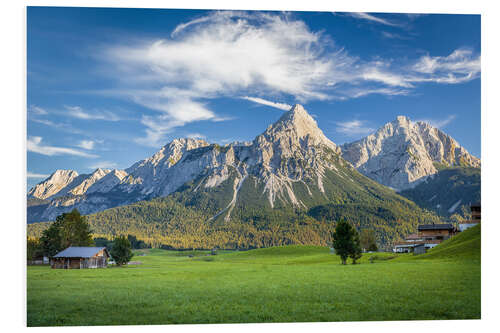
<box><xmin>59</xmin><ymin>209</ymin><xmax>94</xmax><ymax>248</ymax></box>
<box><xmin>332</xmin><ymin>218</ymin><xmax>355</xmax><ymax>265</ymax></box>
<box><xmin>40</xmin><ymin>209</ymin><xmax>94</xmax><ymax>257</ymax></box>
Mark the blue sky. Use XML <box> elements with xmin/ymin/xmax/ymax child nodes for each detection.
<box><xmin>27</xmin><ymin>7</ymin><xmax>481</xmax><ymax>189</ymax></box>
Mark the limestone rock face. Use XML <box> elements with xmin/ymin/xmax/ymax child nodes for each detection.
<box><xmin>341</xmin><ymin>116</ymin><xmax>480</xmax><ymax>190</ymax></box>
<box><xmin>28</xmin><ymin>104</ymin><xmax>349</xmax><ymax>222</ymax></box>
<box><xmin>27</xmin><ymin>170</ymin><xmax>80</xmax><ymax>200</ymax></box>
<box><xmin>28</xmin><ymin>105</ymin><xmax>479</xmax><ymax>223</ymax></box>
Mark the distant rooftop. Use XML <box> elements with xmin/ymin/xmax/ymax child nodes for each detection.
<box><xmin>54</xmin><ymin>246</ymin><xmax>107</xmax><ymax>258</ymax></box>
<box><xmin>418</xmin><ymin>224</ymin><xmax>455</xmax><ymax>231</ymax></box>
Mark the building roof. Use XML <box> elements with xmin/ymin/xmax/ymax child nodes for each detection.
<box><xmin>418</xmin><ymin>224</ymin><xmax>454</xmax><ymax>231</ymax></box>
<box><xmin>54</xmin><ymin>246</ymin><xmax>108</xmax><ymax>258</ymax></box>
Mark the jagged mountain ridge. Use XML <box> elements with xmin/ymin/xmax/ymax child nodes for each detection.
<box><xmin>28</xmin><ymin>105</ymin><xmax>346</xmax><ymax>222</ymax></box>
<box><xmin>341</xmin><ymin>116</ymin><xmax>480</xmax><ymax>191</ymax></box>
<box><xmin>28</xmin><ymin>104</ymin><xmax>451</xmax><ymax>247</ymax></box>
<box><xmin>27</xmin><ymin>105</ymin><xmax>477</xmax><ymax>226</ymax></box>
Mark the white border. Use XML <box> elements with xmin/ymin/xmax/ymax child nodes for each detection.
<box><xmin>2</xmin><ymin>1</ymin><xmax>499</xmax><ymax>332</ymax></box>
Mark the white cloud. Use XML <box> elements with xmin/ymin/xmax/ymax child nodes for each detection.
<box><xmin>27</xmin><ymin>136</ymin><xmax>98</xmax><ymax>158</ymax></box>
<box><xmin>64</xmin><ymin>105</ymin><xmax>121</xmax><ymax>121</ymax></box>
<box><xmin>411</xmin><ymin>49</ymin><xmax>480</xmax><ymax>84</ymax></box>
<box><xmin>134</xmin><ymin>99</ymin><xmax>216</xmax><ymax>146</ymax></box>
<box><xmin>28</xmin><ymin>105</ymin><xmax>48</xmax><ymax>115</ymax></box>
<box><xmin>380</xmin><ymin>31</ymin><xmax>411</xmax><ymax>40</ymax></box>
<box><xmin>27</xmin><ymin>171</ymin><xmax>49</xmax><ymax>179</ymax></box>
<box><xmin>186</xmin><ymin>133</ymin><xmax>207</xmax><ymax>140</ymax></box>
<box><xmin>77</xmin><ymin>140</ymin><xmax>95</xmax><ymax>150</ymax></box>
<box><xmin>335</xmin><ymin>120</ymin><xmax>375</xmax><ymax>136</ymax></box>
<box><xmin>346</xmin><ymin>12</ymin><xmax>402</xmax><ymax>27</ymax></box>
<box><xmin>416</xmin><ymin>115</ymin><xmax>456</xmax><ymax>129</ymax></box>
<box><xmin>242</xmin><ymin>97</ymin><xmax>292</xmax><ymax>111</ymax></box>
<box><xmin>88</xmin><ymin>161</ymin><xmax>118</xmax><ymax>170</ymax></box>
<box><xmin>361</xmin><ymin>68</ymin><xmax>413</xmax><ymax>88</ymax></box>
<box><xmin>346</xmin><ymin>87</ymin><xmax>411</xmax><ymax>99</ymax></box>
<box><xmin>97</xmin><ymin>11</ymin><xmax>480</xmax><ymax>143</ymax></box>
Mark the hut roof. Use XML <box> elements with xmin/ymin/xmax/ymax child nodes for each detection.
<box><xmin>418</xmin><ymin>224</ymin><xmax>454</xmax><ymax>231</ymax></box>
<box><xmin>54</xmin><ymin>246</ymin><xmax>108</xmax><ymax>258</ymax></box>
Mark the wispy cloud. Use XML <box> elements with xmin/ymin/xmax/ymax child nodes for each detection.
<box><xmin>381</xmin><ymin>31</ymin><xmax>412</xmax><ymax>40</ymax></box>
<box><xmin>77</xmin><ymin>140</ymin><xmax>95</xmax><ymax>150</ymax></box>
<box><xmin>242</xmin><ymin>97</ymin><xmax>292</xmax><ymax>111</ymax></box>
<box><xmin>411</xmin><ymin>48</ymin><xmax>480</xmax><ymax>84</ymax></box>
<box><xmin>345</xmin><ymin>87</ymin><xmax>411</xmax><ymax>99</ymax></box>
<box><xmin>186</xmin><ymin>133</ymin><xmax>207</xmax><ymax>140</ymax></box>
<box><xmin>28</xmin><ymin>105</ymin><xmax>48</xmax><ymax>115</ymax></box>
<box><xmin>27</xmin><ymin>171</ymin><xmax>49</xmax><ymax>179</ymax></box>
<box><xmin>64</xmin><ymin>105</ymin><xmax>121</xmax><ymax>121</ymax></box>
<box><xmin>88</xmin><ymin>161</ymin><xmax>118</xmax><ymax>170</ymax></box>
<box><xmin>345</xmin><ymin>12</ymin><xmax>402</xmax><ymax>27</ymax></box>
<box><xmin>416</xmin><ymin>115</ymin><xmax>457</xmax><ymax>129</ymax></box>
<box><xmin>134</xmin><ymin>99</ymin><xmax>217</xmax><ymax>146</ymax></box>
<box><xmin>27</xmin><ymin>136</ymin><xmax>98</xmax><ymax>158</ymax></box>
<box><xmin>97</xmin><ymin>11</ymin><xmax>480</xmax><ymax>145</ymax></box>
<box><xmin>335</xmin><ymin>120</ymin><xmax>375</xmax><ymax>136</ymax></box>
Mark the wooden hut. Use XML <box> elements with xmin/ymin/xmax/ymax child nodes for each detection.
<box><xmin>51</xmin><ymin>246</ymin><xmax>109</xmax><ymax>269</ymax></box>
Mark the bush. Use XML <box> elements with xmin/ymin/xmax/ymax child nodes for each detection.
<box><xmin>110</xmin><ymin>236</ymin><xmax>133</xmax><ymax>266</ymax></box>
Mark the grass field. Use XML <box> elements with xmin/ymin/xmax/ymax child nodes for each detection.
<box><xmin>27</xmin><ymin>225</ymin><xmax>481</xmax><ymax>326</ymax></box>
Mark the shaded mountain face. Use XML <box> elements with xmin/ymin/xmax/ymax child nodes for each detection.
<box><xmin>341</xmin><ymin>116</ymin><xmax>480</xmax><ymax>191</ymax></box>
<box><xmin>399</xmin><ymin>166</ymin><xmax>480</xmax><ymax>217</ymax></box>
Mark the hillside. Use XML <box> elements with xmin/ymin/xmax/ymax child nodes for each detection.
<box><xmin>413</xmin><ymin>224</ymin><xmax>480</xmax><ymax>260</ymax></box>
<box><xmin>28</xmin><ymin>171</ymin><xmax>440</xmax><ymax>249</ymax></box>
<box><xmin>27</xmin><ymin>104</ymin><xmax>446</xmax><ymax>249</ymax></box>
<box><xmin>399</xmin><ymin>166</ymin><xmax>480</xmax><ymax>217</ymax></box>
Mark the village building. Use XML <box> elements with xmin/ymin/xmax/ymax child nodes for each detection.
<box><xmin>459</xmin><ymin>202</ymin><xmax>481</xmax><ymax>232</ymax></box>
<box><xmin>393</xmin><ymin>223</ymin><xmax>456</xmax><ymax>253</ymax></box>
<box><xmin>51</xmin><ymin>246</ymin><xmax>110</xmax><ymax>269</ymax></box>
<box><xmin>417</xmin><ymin>223</ymin><xmax>456</xmax><ymax>240</ymax></box>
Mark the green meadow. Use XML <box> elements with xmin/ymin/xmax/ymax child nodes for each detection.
<box><xmin>27</xmin><ymin>225</ymin><xmax>481</xmax><ymax>326</ymax></box>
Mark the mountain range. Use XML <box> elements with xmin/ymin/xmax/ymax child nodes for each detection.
<box><xmin>27</xmin><ymin>104</ymin><xmax>480</xmax><ymax>248</ymax></box>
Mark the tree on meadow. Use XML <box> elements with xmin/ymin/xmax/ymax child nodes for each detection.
<box><xmin>360</xmin><ymin>229</ymin><xmax>378</xmax><ymax>252</ymax></box>
<box><xmin>332</xmin><ymin>218</ymin><xmax>356</xmax><ymax>265</ymax></box>
<box><xmin>350</xmin><ymin>229</ymin><xmax>362</xmax><ymax>264</ymax></box>
<box><xmin>110</xmin><ymin>235</ymin><xmax>133</xmax><ymax>266</ymax></box>
<box><xmin>40</xmin><ymin>209</ymin><xmax>94</xmax><ymax>257</ymax></box>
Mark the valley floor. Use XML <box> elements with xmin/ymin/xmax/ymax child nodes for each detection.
<box><xmin>27</xmin><ymin>244</ymin><xmax>480</xmax><ymax>326</ymax></box>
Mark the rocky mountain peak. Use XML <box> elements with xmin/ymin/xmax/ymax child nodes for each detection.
<box><xmin>394</xmin><ymin>115</ymin><xmax>411</xmax><ymax>125</ymax></box>
<box><xmin>341</xmin><ymin>116</ymin><xmax>480</xmax><ymax>190</ymax></box>
<box><xmin>261</xmin><ymin>104</ymin><xmax>339</xmax><ymax>152</ymax></box>
<box><xmin>27</xmin><ymin>169</ymin><xmax>79</xmax><ymax>200</ymax></box>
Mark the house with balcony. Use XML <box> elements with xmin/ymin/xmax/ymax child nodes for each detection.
<box><xmin>459</xmin><ymin>202</ymin><xmax>481</xmax><ymax>232</ymax></box>
<box><xmin>393</xmin><ymin>223</ymin><xmax>456</xmax><ymax>253</ymax></box>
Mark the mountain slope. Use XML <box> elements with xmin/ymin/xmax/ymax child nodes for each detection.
<box><xmin>341</xmin><ymin>116</ymin><xmax>480</xmax><ymax>190</ymax></box>
<box><xmin>399</xmin><ymin>166</ymin><xmax>480</xmax><ymax>217</ymax></box>
<box><xmin>28</xmin><ymin>104</ymin><xmax>442</xmax><ymax>248</ymax></box>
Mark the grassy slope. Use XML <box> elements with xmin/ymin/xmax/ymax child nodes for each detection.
<box><xmin>28</xmin><ymin>231</ymin><xmax>480</xmax><ymax>326</ymax></box>
<box><xmin>410</xmin><ymin>224</ymin><xmax>480</xmax><ymax>261</ymax></box>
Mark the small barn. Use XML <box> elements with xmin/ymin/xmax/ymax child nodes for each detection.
<box><xmin>51</xmin><ymin>246</ymin><xmax>110</xmax><ymax>269</ymax></box>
